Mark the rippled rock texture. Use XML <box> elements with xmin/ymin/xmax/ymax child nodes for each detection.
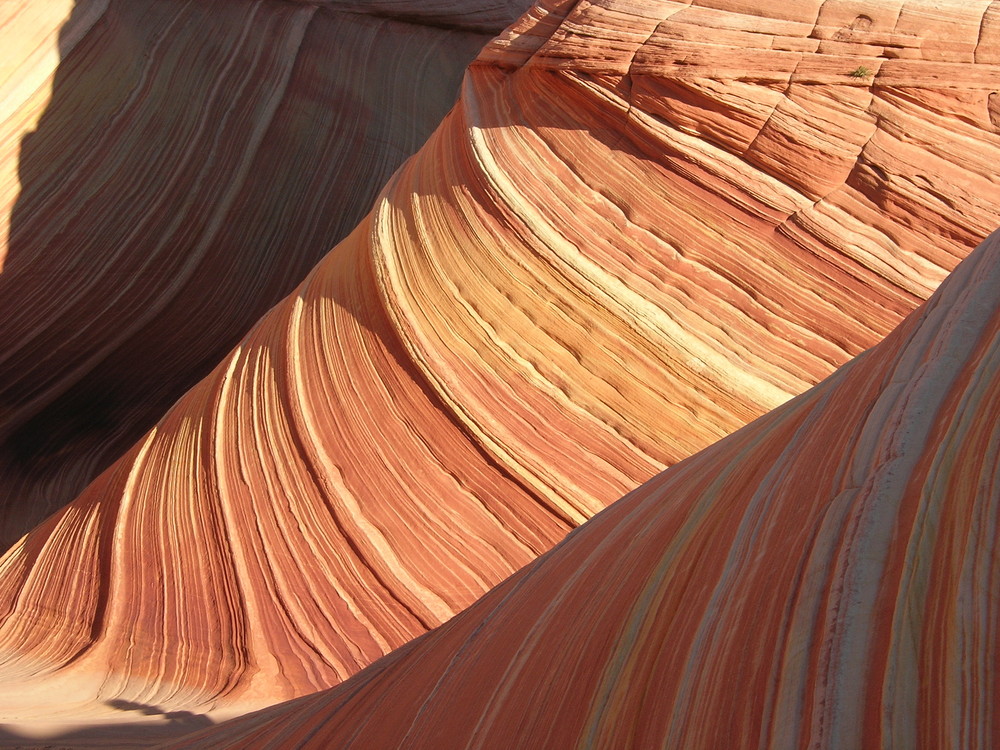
<box><xmin>0</xmin><ymin>0</ymin><xmax>999</xmax><ymax>744</ymax></box>
<box><xmin>171</xmin><ymin>224</ymin><xmax>1000</xmax><ymax>750</ymax></box>
<box><xmin>0</xmin><ymin>0</ymin><xmax>507</xmax><ymax>545</ymax></box>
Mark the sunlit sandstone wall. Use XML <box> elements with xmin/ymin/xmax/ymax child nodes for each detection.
<box><xmin>0</xmin><ymin>0</ymin><xmax>997</xmax><ymax>738</ymax></box>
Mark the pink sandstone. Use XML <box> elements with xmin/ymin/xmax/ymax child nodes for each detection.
<box><xmin>0</xmin><ymin>0</ymin><xmax>997</xmax><ymax>744</ymax></box>
<box><xmin>0</xmin><ymin>0</ymin><xmax>512</xmax><ymax>546</ymax></box>
<box><xmin>168</xmin><ymin>224</ymin><xmax>1000</xmax><ymax>750</ymax></box>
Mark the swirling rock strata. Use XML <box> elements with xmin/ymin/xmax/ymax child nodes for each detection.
<box><xmin>0</xmin><ymin>0</ymin><xmax>502</xmax><ymax>546</ymax></box>
<box><xmin>167</xmin><ymin>225</ymin><xmax>1000</xmax><ymax>750</ymax></box>
<box><xmin>1</xmin><ymin>0</ymin><xmax>999</xmax><ymax>741</ymax></box>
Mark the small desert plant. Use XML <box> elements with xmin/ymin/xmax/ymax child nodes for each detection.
<box><xmin>848</xmin><ymin>65</ymin><xmax>872</xmax><ymax>79</ymax></box>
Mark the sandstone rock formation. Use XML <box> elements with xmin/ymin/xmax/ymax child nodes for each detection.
<box><xmin>168</xmin><ymin>224</ymin><xmax>1000</xmax><ymax>750</ymax></box>
<box><xmin>0</xmin><ymin>0</ymin><xmax>507</xmax><ymax>546</ymax></box>
<box><xmin>0</xmin><ymin>0</ymin><xmax>998</xmax><ymax>744</ymax></box>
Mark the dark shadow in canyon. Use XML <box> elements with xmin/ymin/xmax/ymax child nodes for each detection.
<box><xmin>0</xmin><ymin>0</ymin><xmax>504</xmax><ymax>548</ymax></box>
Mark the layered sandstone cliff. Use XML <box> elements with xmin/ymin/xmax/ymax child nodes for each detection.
<box><xmin>170</xmin><ymin>223</ymin><xmax>1000</xmax><ymax>750</ymax></box>
<box><xmin>0</xmin><ymin>0</ymin><xmax>997</xmax><ymax>744</ymax></box>
<box><xmin>0</xmin><ymin>0</ymin><xmax>508</xmax><ymax>545</ymax></box>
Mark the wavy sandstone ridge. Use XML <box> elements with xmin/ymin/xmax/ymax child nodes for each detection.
<box><xmin>170</xmin><ymin>225</ymin><xmax>1000</xmax><ymax>750</ymax></box>
<box><xmin>0</xmin><ymin>0</ymin><xmax>506</xmax><ymax>546</ymax></box>
<box><xmin>0</xmin><ymin>0</ymin><xmax>999</xmax><ymax>741</ymax></box>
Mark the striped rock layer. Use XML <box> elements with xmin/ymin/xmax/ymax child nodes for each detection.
<box><xmin>0</xmin><ymin>0</ymin><xmax>504</xmax><ymax>546</ymax></box>
<box><xmin>1</xmin><ymin>0</ymin><xmax>1000</xmax><ymax>741</ymax></box>
<box><xmin>169</xmin><ymin>223</ymin><xmax>1000</xmax><ymax>750</ymax></box>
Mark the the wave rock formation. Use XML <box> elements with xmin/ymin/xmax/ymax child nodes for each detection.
<box><xmin>0</xmin><ymin>0</ymin><xmax>998</xmax><ymax>743</ymax></box>
<box><xmin>0</xmin><ymin>0</ymin><xmax>513</xmax><ymax>546</ymax></box>
<box><xmin>171</xmin><ymin>220</ymin><xmax>1000</xmax><ymax>750</ymax></box>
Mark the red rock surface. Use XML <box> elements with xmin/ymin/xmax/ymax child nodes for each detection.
<box><xmin>169</xmin><ymin>225</ymin><xmax>1000</xmax><ymax>750</ymax></box>
<box><xmin>0</xmin><ymin>0</ymin><xmax>505</xmax><ymax>546</ymax></box>
<box><xmin>0</xmin><ymin>0</ymin><xmax>998</xmax><ymax>744</ymax></box>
